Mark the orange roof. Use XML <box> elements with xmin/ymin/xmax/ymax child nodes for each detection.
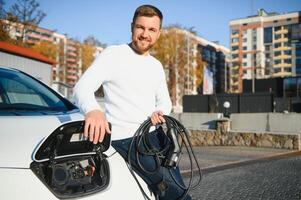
<box><xmin>0</xmin><ymin>41</ymin><xmax>55</xmax><ymax>65</ymax></box>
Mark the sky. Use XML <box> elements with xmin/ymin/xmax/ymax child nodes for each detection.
<box><xmin>4</xmin><ymin>0</ymin><xmax>301</xmax><ymax>48</ymax></box>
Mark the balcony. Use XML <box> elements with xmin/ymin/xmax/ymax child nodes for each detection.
<box><xmin>273</xmin><ymin>46</ymin><xmax>291</xmax><ymax>51</ymax></box>
<box><xmin>231</xmin><ymin>41</ymin><xmax>239</xmax><ymax>46</ymax></box>
<box><xmin>273</xmin><ymin>37</ymin><xmax>288</xmax><ymax>43</ymax></box>
<box><xmin>273</xmin><ymin>54</ymin><xmax>291</xmax><ymax>60</ymax></box>
<box><xmin>231</xmin><ymin>33</ymin><xmax>239</xmax><ymax>38</ymax></box>
<box><xmin>274</xmin><ymin>28</ymin><xmax>288</xmax><ymax>35</ymax></box>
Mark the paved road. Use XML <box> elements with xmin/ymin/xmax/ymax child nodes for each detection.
<box><xmin>186</xmin><ymin>154</ymin><xmax>301</xmax><ymax>200</ymax></box>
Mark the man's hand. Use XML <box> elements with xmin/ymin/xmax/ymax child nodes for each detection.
<box><xmin>84</xmin><ymin>110</ymin><xmax>111</xmax><ymax>144</ymax></box>
<box><xmin>150</xmin><ymin>111</ymin><xmax>165</xmax><ymax>125</ymax></box>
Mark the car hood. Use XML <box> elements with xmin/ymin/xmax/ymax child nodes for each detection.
<box><xmin>0</xmin><ymin>112</ymin><xmax>84</xmax><ymax>168</ymax></box>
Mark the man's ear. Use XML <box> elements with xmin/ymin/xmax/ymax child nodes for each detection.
<box><xmin>157</xmin><ymin>29</ymin><xmax>162</xmax><ymax>39</ymax></box>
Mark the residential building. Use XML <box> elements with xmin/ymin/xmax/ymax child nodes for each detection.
<box><xmin>159</xmin><ymin>28</ymin><xmax>229</xmax><ymax>112</ymax></box>
<box><xmin>1</xmin><ymin>20</ymin><xmax>90</xmax><ymax>97</ymax></box>
<box><xmin>229</xmin><ymin>9</ymin><xmax>301</xmax><ymax>93</ymax></box>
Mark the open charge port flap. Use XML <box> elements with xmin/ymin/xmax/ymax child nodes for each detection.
<box><xmin>30</xmin><ymin>121</ymin><xmax>111</xmax><ymax>199</ymax></box>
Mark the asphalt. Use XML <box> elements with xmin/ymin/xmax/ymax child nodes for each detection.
<box><xmin>179</xmin><ymin>146</ymin><xmax>300</xmax><ymax>175</ymax></box>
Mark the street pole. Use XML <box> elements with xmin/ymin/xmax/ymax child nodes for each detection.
<box><xmin>252</xmin><ymin>66</ymin><xmax>255</xmax><ymax>93</ymax></box>
<box><xmin>186</xmin><ymin>31</ymin><xmax>190</xmax><ymax>95</ymax></box>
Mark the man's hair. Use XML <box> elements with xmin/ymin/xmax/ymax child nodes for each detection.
<box><xmin>132</xmin><ymin>5</ymin><xmax>163</xmax><ymax>28</ymax></box>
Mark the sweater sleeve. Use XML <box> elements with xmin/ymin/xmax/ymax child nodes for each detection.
<box><xmin>155</xmin><ymin>66</ymin><xmax>172</xmax><ymax>115</ymax></box>
<box><xmin>73</xmin><ymin>47</ymin><xmax>113</xmax><ymax>114</ymax></box>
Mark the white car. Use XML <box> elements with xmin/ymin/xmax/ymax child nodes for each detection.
<box><xmin>0</xmin><ymin>67</ymin><xmax>154</xmax><ymax>200</ymax></box>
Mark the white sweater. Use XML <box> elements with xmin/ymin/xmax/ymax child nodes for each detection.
<box><xmin>73</xmin><ymin>44</ymin><xmax>172</xmax><ymax>140</ymax></box>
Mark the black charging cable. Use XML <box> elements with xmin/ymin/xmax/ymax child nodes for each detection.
<box><xmin>127</xmin><ymin>115</ymin><xmax>202</xmax><ymax>200</ymax></box>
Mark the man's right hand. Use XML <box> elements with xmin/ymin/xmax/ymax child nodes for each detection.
<box><xmin>84</xmin><ymin>110</ymin><xmax>111</xmax><ymax>144</ymax></box>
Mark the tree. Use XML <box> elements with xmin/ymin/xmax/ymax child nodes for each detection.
<box><xmin>83</xmin><ymin>35</ymin><xmax>106</xmax><ymax>47</ymax></box>
<box><xmin>31</xmin><ymin>40</ymin><xmax>58</xmax><ymax>61</ymax></box>
<box><xmin>153</xmin><ymin>27</ymin><xmax>191</xmax><ymax>106</ymax></box>
<box><xmin>0</xmin><ymin>0</ymin><xmax>6</xmax><ymax>19</ymax></box>
<box><xmin>9</xmin><ymin>0</ymin><xmax>46</xmax><ymax>42</ymax></box>
<box><xmin>0</xmin><ymin>0</ymin><xmax>11</xmax><ymax>42</ymax></box>
<box><xmin>80</xmin><ymin>43</ymin><xmax>96</xmax><ymax>72</ymax></box>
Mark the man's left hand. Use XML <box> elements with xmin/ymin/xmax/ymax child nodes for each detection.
<box><xmin>150</xmin><ymin>111</ymin><xmax>165</xmax><ymax>125</ymax></box>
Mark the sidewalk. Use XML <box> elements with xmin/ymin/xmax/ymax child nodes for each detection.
<box><xmin>179</xmin><ymin>146</ymin><xmax>299</xmax><ymax>175</ymax></box>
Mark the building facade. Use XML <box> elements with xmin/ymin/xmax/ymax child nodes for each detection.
<box><xmin>229</xmin><ymin>9</ymin><xmax>301</xmax><ymax>93</ymax></box>
<box><xmin>158</xmin><ymin>28</ymin><xmax>229</xmax><ymax>112</ymax></box>
<box><xmin>1</xmin><ymin>19</ymin><xmax>100</xmax><ymax>97</ymax></box>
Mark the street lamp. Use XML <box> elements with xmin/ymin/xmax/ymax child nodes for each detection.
<box><xmin>223</xmin><ymin>101</ymin><xmax>231</xmax><ymax>118</ymax></box>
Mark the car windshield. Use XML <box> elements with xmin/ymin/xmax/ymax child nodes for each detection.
<box><xmin>0</xmin><ymin>68</ymin><xmax>77</xmax><ymax>114</ymax></box>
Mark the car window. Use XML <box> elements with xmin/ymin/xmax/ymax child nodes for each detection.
<box><xmin>0</xmin><ymin>68</ymin><xmax>77</xmax><ymax>114</ymax></box>
<box><xmin>3</xmin><ymin>78</ymin><xmax>47</xmax><ymax>106</ymax></box>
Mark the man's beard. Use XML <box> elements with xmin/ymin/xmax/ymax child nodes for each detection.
<box><xmin>132</xmin><ymin>39</ymin><xmax>153</xmax><ymax>54</ymax></box>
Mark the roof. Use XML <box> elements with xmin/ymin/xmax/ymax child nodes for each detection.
<box><xmin>0</xmin><ymin>41</ymin><xmax>55</xmax><ymax>65</ymax></box>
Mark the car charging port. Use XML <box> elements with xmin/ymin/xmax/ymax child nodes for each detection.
<box><xmin>30</xmin><ymin>121</ymin><xmax>111</xmax><ymax>199</ymax></box>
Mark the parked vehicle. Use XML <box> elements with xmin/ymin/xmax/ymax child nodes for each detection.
<box><xmin>0</xmin><ymin>67</ymin><xmax>153</xmax><ymax>199</ymax></box>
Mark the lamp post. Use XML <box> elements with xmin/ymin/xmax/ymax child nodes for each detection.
<box><xmin>223</xmin><ymin>101</ymin><xmax>231</xmax><ymax>118</ymax></box>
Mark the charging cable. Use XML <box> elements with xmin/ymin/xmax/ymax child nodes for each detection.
<box><xmin>127</xmin><ymin>115</ymin><xmax>202</xmax><ymax>200</ymax></box>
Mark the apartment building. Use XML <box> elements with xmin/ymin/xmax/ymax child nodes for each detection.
<box><xmin>229</xmin><ymin>9</ymin><xmax>301</xmax><ymax>93</ymax></box>
<box><xmin>159</xmin><ymin>28</ymin><xmax>229</xmax><ymax>112</ymax></box>
<box><xmin>2</xmin><ymin>20</ymin><xmax>85</xmax><ymax>97</ymax></box>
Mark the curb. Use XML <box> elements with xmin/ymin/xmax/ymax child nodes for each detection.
<box><xmin>181</xmin><ymin>150</ymin><xmax>301</xmax><ymax>177</ymax></box>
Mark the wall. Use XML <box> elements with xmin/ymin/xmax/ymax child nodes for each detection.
<box><xmin>0</xmin><ymin>51</ymin><xmax>52</xmax><ymax>85</ymax></box>
<box><xmin>173</xmin><ymin>112</ymin><xmax>301</xmax><ymax>134</ymax></box>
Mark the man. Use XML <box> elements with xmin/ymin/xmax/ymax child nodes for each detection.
<box><xmin>73</xmin><ymin>5</ymin><xmax>191</xmax><ymax>200</ymax></box>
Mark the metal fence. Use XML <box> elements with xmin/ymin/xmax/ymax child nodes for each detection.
<box><xmin>183</xmin><ymin>93</ymin><xmax>301</xmax><ymax>113</ymax></box>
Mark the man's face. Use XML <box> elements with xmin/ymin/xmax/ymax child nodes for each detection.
<box><xmin>131</xmin><ymin>15</ymin><xmax>161</xmax><ymax>55</ymax></box>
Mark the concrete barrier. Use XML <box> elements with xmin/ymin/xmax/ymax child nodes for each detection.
<box><xmin>174</xmin><ymin>112</ymin><xmax>301</xmax><ymax>134</ymax></box>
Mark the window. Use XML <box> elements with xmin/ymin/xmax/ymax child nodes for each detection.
<box><xmin>274</xmin><ymin>26</ymin><xmax>281</xmax><ymax>31</ymax></box>
<box><xmin>292</xmin><ymin>24</ymin><xmax>301</xmax><ymax>40</ymax></box>
<box><xmin>284</xmin><ymin>77</ymin><xmax>297</xmax><ymax>97</ymax></box>
<box><xmin>296</xmin><ymin>49</ymin><xmax>301</xmax><ymax>57</ymax></box>
<box><xmin>232</xmin><ymin>54</ymin><xmax>238</xmax><ymax>59</ymax></box>
<box><xmin>274</xmin><ymin>43</ymin><xmax>281</xmax><ymax>48</ymax></box>
<box><xmin>283</xmin><ymin>42</ymin><xmax>291</xmax><ymax>47</ymax></box>
<box><xmin>243</xmin><ymin>62</ymin><xmax>247</xmax><ymax>66</ymax></box>
<box><xmin>243</xmin><ymin>54</ymin><xmax>247</xmax><ymax>58</ymax></box>
<box><xmin>284</xmin><ymin>59</ymin><xmax>291</xmax><ymax>64</ymax></box>
<box><xmin>274</xmin><ymin>60</ymin><xmax>281</xmax><ymax>65</ymax></box>
<box><xmin>265</xmin><ymin>53</ymin><xmax>270</xmax><ymax>58</ymax></box>
<box><xmin>232</xmin><ymin>46</ymin><xmax>238</xmax><ymax>51</ymax></box>
<box><xmin>274</xmin><ymin>51</ymin><xmax>281</xmax><ymax>57</ymax></box>
<box><xmin>274</xmin><ymin>20</ymin><xmax>279</xmax><ymax>23</ymax></box>
<box><xmin>243</xmin><ymin>38</ymin><xmax>247</xmax><ymax>42</ymax></box>
<box><xmin>243</xmin><ymin>46</ymin><xmax>247</xmax><ymax>50</ymax></box>
<box><xmin>231</xmin><ymin>38</ymin><xmax>239</xmax><ymax>43</ymax></box>
<box><xmin>274</xmin><ymin>34</ymin><xmax>281</xmax><ymax>40</ymax></box>
<box><xmin>296</xmin><ymin>59</ymin><xmax>301</xmax><ymax>75</ymax></box>
<box><xmin>287</xmin><ymin>18</ymin><xmax>292</xmax><ymax>21</ymax></box>
<box><xmin>284</xmin><ymin>50</ymin><xmax>291</xmax><ymax>55</ymax></box>
<box><xmin>284</xmin><ymin>68</ymin><xmax>291</xmax><ymax>72</ymax></box>
<box><xmin>264</xmin><ymin>27</ymin><xmax>273</xmax><ymax>43</ymax></box>
<box><xmin>232</xmin><ymin>29</ymin><xmax>239</xmax><ymax>35</ymax></box>
<box><xmin>253</xmin><ymin>44</ymin><xmax>257</xmax><ymax>50</ymax></box>
<box><xmin>265</xmin><ymin>45</ymin><xmax>271</xmax><ymax>51</ymax></box>
<box><xmin>274</xmin><ymin>68</ymin><xmax>281</xmax><ymax>73</ymax></box>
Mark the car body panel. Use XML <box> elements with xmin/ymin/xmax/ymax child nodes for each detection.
<box><xmin>0</xmin><ymin>150</ymin><xmax>154</xmax><ymax>199</ymax></box>
<box><xmin>0</xmin><ymin>67</ymin><xmax>155</xmax><ymax>199</ymax></box>
<box><xmin>0</xmin><ymin>113</ymin><xmax>84</xmax><ymax>168</ymax></box>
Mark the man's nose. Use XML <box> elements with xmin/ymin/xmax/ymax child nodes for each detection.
<box><xmin>141</xmin><ymin>29</ymin><xmax>149</xmax><ymax>37</ymax></box>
